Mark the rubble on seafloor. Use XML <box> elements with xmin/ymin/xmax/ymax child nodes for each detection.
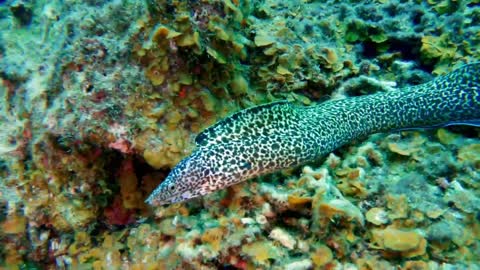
<box><xmin>0</xmin><ymin>0</ymin><xmax>479</xmax><ymax>269</ymax></box>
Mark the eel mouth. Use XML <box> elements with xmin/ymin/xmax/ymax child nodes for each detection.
<box><xmin>145</xmin><ymin>190</ymin><xmax>194</xmax><ymax>206</ymax></box>
<box><xmin>144</xmin><ymin>195</ymin><xmax>161</xmax><ymax>206</ymax></box>
<box><xmin>144</xmin><ymin>193</ymin><xmax>172</xmax><ymax>206</ymax></box>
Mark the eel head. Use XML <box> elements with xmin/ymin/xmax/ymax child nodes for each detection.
<box><xmin>145</xmin><ymin>143</ymin><xmax>248</xmax><ymax>206</ymax></box>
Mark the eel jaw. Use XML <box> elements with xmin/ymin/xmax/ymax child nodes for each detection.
<box><xmin>145</xmin><ymin>190</ymin><xmax>195</xmax><ymax>206</ymax></box>
<box><xmin>145</xmin><ymin>181</ymin><xmax>213</xmax><ymax>206</ymax></box>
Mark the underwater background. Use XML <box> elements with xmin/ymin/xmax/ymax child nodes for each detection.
<box><xmin>0</xmin><ymin>0</ymin><xmax>479</xmax><ymax>269</ymax></box>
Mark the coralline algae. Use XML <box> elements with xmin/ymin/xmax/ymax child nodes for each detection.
<box><xmin>0</xmin><ymin>0</ymin><xmax>479</xmax><ymax>269</ymax></box>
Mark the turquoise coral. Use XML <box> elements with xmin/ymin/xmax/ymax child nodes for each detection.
<box><xmin>146</xmin><ymin>63</ymin><xmax>480</xmax><ymax>206</ymax></box>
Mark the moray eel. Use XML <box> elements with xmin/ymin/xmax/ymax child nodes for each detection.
<box><xmin>146</xmin><ymin>63</ymin><xmax>480</xmax><ymax>206</ymax></box>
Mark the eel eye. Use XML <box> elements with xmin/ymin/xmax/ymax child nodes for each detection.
<box><xmin>168</xmin><ymin>184</ymin><xmax>175</xmax><ymax>191</ymax></box>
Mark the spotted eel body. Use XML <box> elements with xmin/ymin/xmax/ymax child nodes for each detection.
<box><xmin>146</xmin><ymin>63</ymin><xmax>480</xmax><ymax>206</ymax></box>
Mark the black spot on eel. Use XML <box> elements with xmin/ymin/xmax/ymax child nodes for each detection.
<box><xmin>146</xmin><ymin>63</ymin><xmax>480</xmax><ymax>206</ymax></box>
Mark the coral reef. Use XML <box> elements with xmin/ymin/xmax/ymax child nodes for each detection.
<box><xmin>0</xmin><ymin>0</ymin><xmax>479</xmax><ymax>269</ymax></box>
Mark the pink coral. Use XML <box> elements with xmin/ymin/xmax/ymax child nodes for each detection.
<box><xmin>108</xmin><ymin>138</ymin><xmax>131</xmax><ymax>154</ymax></box>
